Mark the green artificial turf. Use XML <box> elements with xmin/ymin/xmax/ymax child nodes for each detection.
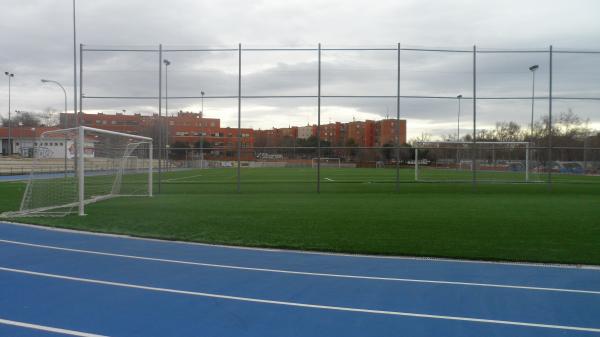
<box><xmin>1</xmin><ymin>168</ymin><xmax>599</xmax><ymax>265</ymax></box>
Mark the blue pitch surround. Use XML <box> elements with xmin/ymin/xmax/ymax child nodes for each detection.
<box><xmin>0</xmin><ymin>222</ymin><xmax>599</xmax><ymax>337</ymax></box>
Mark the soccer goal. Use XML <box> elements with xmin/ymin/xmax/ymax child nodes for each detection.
<box><xmin>413</xmin><ymin>141</ymin><xmax>540</xmax><ymax>183</ymax></box>
<box><xmin>312</xmin><ymin>157</ymin><xmax>341</xmax><ymax>168</ymax></box>
<box><xmin>1</xmin><ymin>126</ymin><xmax>153</xmax><ymax>217</ymax></box>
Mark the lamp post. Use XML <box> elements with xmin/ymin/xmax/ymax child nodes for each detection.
<box><xmin>163</xmin><ymin>59</ymin><xmax>171</xmax><ymax>170</ymax></box>
<box><xmin>41</xmin><ymin>79</ymin><xmax>69</xmax><ymax>175</ymax></box>
<box><xmin>200</xmin><ymin>90</ymin><xmax>205</xmax><ymax>169</ymax></box>
<box><xmin>456</xmin><ymin>94</ymin><xmax>462</xmax><ymax>141</ymax></box>
<box><xmin>41</xmin><ymin>79</ymin><xmax>68</xmax><ymax>129</ymax></box>
<box><xmin>529</xmin><ymin>64</ymin><xmax>539</xmax><ymax>136</ymax></box>
<box><xmin>4</xmin><ymin>72</ymin><xmax>15</xmax><ymax>155</ymax></box>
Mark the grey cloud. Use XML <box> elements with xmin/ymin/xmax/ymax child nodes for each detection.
<box><xmin>1</xmin><ymin>0</ymin><xmax>600</xmax><ymax>139</ymax></box>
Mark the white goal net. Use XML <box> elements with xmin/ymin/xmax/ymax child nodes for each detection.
<box><xmin>312</xmin><ymin>157</ymin><xmax>341</xmax><ymax>168</ymax></box>
<box><xmin>2</xmin><ymin>126</ymin><xmax>153</xmax><ymax>217</ymax></box>
<box><xmin>413</xmin><ymin>141</ymin><xmax>542</xmax><ymax>183</ymax></box>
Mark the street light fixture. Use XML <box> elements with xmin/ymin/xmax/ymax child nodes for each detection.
<box><xmin>41</xmin><ymin>79</ymin><xmax>68</xmax><ymax>129</ymax></box>
<box><xmin>163</xmin><ymin>59</ymin><xmax>171</xmax><ymax>169</ymax></box>
<box><xmin>529</xmin><ymin>64</ymin><xmax>539</xmax><ymax>136</ymax></box>
<box><xmin>456</xmin><ymin>94</ymin><xmax>463</xmax><ymax>169</ymax></box>
<box><xmin>456</xmin><ymin>94</ymin><xmax>463</xmax><ymax>141</ymax></box>
<box><xmin>4</xmin><ymin>72</ymin><xmax>15</xmax><ymax>155</ymax></box>
<box><xmin>42</xmin><ymin>79</ymin><xmax>69</xmax><ymax>175</ymax></box>
<box><xmin>201</xmin><ymin>91</ymin><xmax>205</xmax><ymax>115</ymax></box>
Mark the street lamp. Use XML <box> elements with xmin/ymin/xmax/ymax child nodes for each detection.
<box><xmin>456</xmin><ymin>94</ymin><xmax>463</xmax><ymax>169</ymax></box>
<box><xmin>529</xmin><ymin>64</ymin><xmax>539</xmax><ymax>136</ymax></box>
<box><xmin>41</xmin><ymin>79</ymin><xmax>68</xmax><ymax>129</ymax></box>
<box><xmin>456</xmin><ymin>94</ymin><xmax>463</xmax><ymax>141</ymax></box>
<box><xmin>200</xmin><ymin>90</ymin><xmax>205</xmax><ymax>169</ymax></box>
<box><xmin>201</xmin><ymin>91</ymin><xmax>205</xmax><ymax>115</ymax></box>
<box><xmin>4</xmin><ymin>72</ymin><xmax>15</xmax><ymax>155</ymax></box>
<box><xmin>163</xmin><ymin>59</ymin><xmax>171</xmax><ymax>170</ymax></box>
<box><xmin>41</xmin><ymin>79</ymin><xmax>69</xmax><ymax>175</ymax></box>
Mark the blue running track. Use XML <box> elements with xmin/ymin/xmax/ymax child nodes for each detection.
<box><xmin>0</xmin><ymin>222</ymin><xmax>599</xmax><ymax>337</ymax></box>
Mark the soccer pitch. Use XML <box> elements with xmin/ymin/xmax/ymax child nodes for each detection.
<box><xmin>1</xmin><ymin>167</ymin><xmax>600</xmax><ymax>265</ymax></box>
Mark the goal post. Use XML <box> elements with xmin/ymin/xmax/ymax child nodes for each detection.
<box><xmin>413</xmin><ymin>141</ymin><xmax>536</xmax><ymax>183</ymax></box>
<box><xmin>312</xmin><ymin>157</ymin><xmax>341</xmax><ymax>168</ymax></box>
<box><xmin>2</xmin><ymin>126</ymin><xmax>153</xmax><ymax>217</ymax></box>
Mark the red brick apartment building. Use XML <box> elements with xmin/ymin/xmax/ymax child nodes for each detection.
<box><xmin>60</xmin><ymin>111</ymin><xmax>254</xmax><ymax>150</ymax></box>
<box><xmin>255</xmin><ymin>127</ymin><xmax>298</xmax><ymax>147</ymax></box>
<box><xmin>51</xmin><ymin>112</ymin><xmax>407</xmax><ymax>153</ymax></box>
<box><xmin>375</xmin><ymin>119</ymin><xmax>407</xmax><ymax>146</ymax></box>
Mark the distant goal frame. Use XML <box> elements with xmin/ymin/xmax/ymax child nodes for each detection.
<box><xmin>414</xmin><ymin>141</ymin><xmax>534</xmax><ymax>183</ymax></box>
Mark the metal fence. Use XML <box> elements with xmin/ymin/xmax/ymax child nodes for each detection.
<box><xmin>36</xmin><ymin>44</ymin><xmax>600</xmax><ymax>192</ymax></box>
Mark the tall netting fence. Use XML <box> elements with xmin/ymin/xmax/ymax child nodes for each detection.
<box><xmin>26</xmin><ymin>44</ymin><xmax>597</xmax><ymax>194</ymax></box>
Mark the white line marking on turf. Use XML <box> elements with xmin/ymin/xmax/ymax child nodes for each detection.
<box><xmin>0</xmin><ymin>318</ymin><xmax>107</xmax><ymax>337</ymax></box>
<box><xmin>3</xmin><ymin>221</ymin><xmax>600</xmax><ymax>271</ymax></box>
<box><xmin>1</xmin><ymin>239</ymin><xmax>598</xmax><ymax>295</ymax></box>
<box><xmin>165</xmin><ymin>174</ymin><xmax>203</xmax><ymax>182</ymax></box>
<box><xmin>324</xmin><ymin>177</ymin><xmax>334</xmax><ymax>181</ymax></box>
<box><xmin>1</xmin><ymin>267</ymin><xmax>599</xmax><ymax>333</ymax></box>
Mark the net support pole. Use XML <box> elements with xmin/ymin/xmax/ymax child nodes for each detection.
<box><xmin>158</xmin><ymin>44</ymin><xmax>162</xmax><ymax>194</ymax></box>
<box><xmin>79</xmin><ymin>43</ymin><xmax>83</xmax><ymax>123</ymax></box>
<box><xmin>547</xmin><ymin>45</ymin><xmax>553</xmax><ymax>190</ymax></box>
<box><xmin>78</xmin><ymin>126</ymin><xmax>85</xmax><ymax>216</ymax></box>
<box><xmin>72</xmin><ymin>0</ymin><xmax>77</xmax><ymax>128</ymax></box>
<box><xmin>317</xmin><ymin>43</ymin><xmax>322</xmax><ymax>193</ymax></box>
<box><xmin>414</xmin><ymin>147</ymin><xmax>419</xmax><ymax>181</ymax></box>
<box><xmin>149</xmin><ymin>142</ymin><xmax>153</xmax><ymax>197</ymax></box>
<box><xmin>76</xmin><ymin>43</ymin><xmax>83</xmax><ymax>178</ymax></box>
<box><xmin>395</xmin><ymin>42</ymin><xmax>401</xmax><ymax>192</ymax></box>
<box><xmin>525</xmin><ymin>142</ymin><xmax>530</xmax><ymax>183</ymax></box>
<box><xmin>472</xmin><ymin>45</ymin><xmax>477</xmax><ymax>189</ymax></box>
<box><xmin>237</xmin><ymin>43</ymin><xmax>242</xmax><ymax>193</ymax></box>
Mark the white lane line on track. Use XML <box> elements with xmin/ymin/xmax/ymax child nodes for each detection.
<box><xmin>165</xmin><ymin>174</ymin><xmax>203</xmax><ymax>182</ymax></box>
<box><xmin>1</xmin><ymin>267</ymin><xmax>599</xmax><ymax>333</ymax></box>
<box><xmin>1</xmin><ymin>239</ymin><xmax>598</xmax><ymax>295</ymax></box>
<box><xmin>0</xmin><ymin>318</ymin><xmax>107</xmax><ymax>337</ymax></box>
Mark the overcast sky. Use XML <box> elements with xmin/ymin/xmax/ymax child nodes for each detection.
<box><xmin>1</xmin><ymin>0</ymin><xmax>599</xmax><ymax>139</ymax></box>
